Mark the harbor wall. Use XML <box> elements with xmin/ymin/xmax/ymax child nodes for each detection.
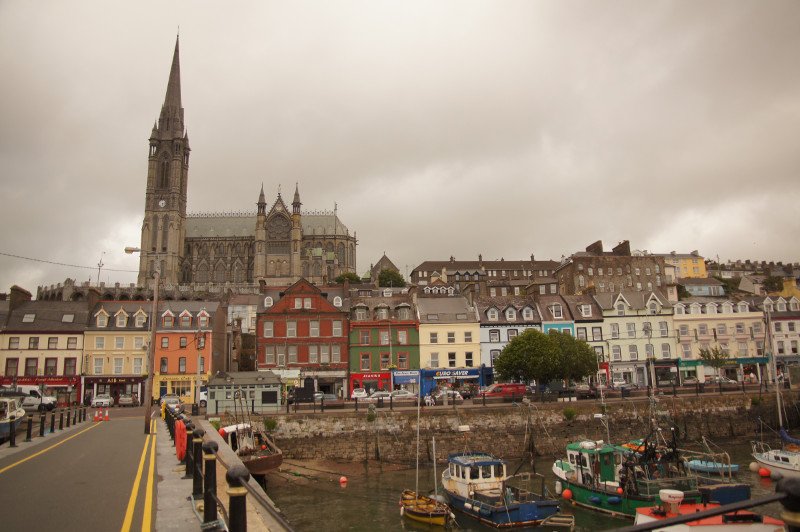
<box><xmin>254</xmin><ymin>392</ymin><xmax>798</xmax><ymax>465</ymax></box>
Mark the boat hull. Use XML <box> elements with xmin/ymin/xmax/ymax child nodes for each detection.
<box><xmin>443</xmin><ymin>487</ymin><xmax>561</xmax><ymax>528</ymax></box>
<box><xmin>686</xmin><ymin>460</ymin><xmax>740</xmax><ymax>475</ymax></box>
<box><xmin>752</xmin><ymin>452</ymin><xmax>800</xmax><ymax>478</ymax></box>
<box><xmin>400</xmin><ymin>490</ymin><xmax>450</xmax><ymax>527</ymax></box>
<box><xmin>0</xmin><ymin>415</ymin><xmax>24</xmax><ymax>439</ymax></box>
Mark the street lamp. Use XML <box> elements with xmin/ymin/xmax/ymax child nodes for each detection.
<box><xmin>125</xmin><ymin>246</ymin><xmax>159</xmax><ymax>435</ymax></box>
<box><xmin>195</xmin><ymin>311</ymin><xmax>207</xmax><ymax>411</ymax></box>
<box><xmin>644</xmin><ymin>323</ymin><xmax>656</xmax><ymax>396</ymax></box>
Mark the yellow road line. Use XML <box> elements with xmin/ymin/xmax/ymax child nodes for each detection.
<box><xmin>141</xmin><ymin>419</ymin><xmax>157</xmax><ymax>531</ymax></box>
<box><xmin>120</xmin><ymin>429</ymin><xmax>152</xmax><ymax>532</ymax></box>
<box><xmin>0</xmin><ymin>422</ymin><xmax>101</xmax><ymax>475</ymax></box>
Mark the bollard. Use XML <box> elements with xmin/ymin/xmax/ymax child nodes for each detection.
<box><xmin>203</xmin><ymin>441</ymin><xmax>219</xmax><ymax>525</ymax></box>
<box><xmin>184</xmin><ymin>422</ymin><xmax>195</xmax><ymax>478</ymax></box>
<box><xmin>50</xmin><ymin>411</ymin><xmax>55</xmax><ymax>433</ymax></box>
<box><xmin>192</xmin><ymin>428</ymin><xmax>205</xmax><ymax>499</ymax></box>
<box><xmin>673</xmin><ymin>383</ymin><xmax>677</xmax><ymax>397</ymax></box>
<box><xmin>25</xmin><ymin>414</ymin><xmax>33</xmax><ymax>442</ymax></box>
<box><xmin>59</xmin><ymin>411</ymin><xmax>64</xmax><ymax>431</ymax></box>
<box><xmin>73</xmin><ymin>409</ymin><xmax>78</xmax><ymax>425</ymax></box>
<box><xmin>9</xmin><ymin>415</ymin><xmax>17</xmax><ymax>448</ymax></box>
<box><xmin>226</xmin><ymin>464</ymin><xmax>251</xmax><ymax>532</ymax></box>
<box><xmin>483</xmin><ymin>393</ymin><xmax>486</xmax><ymax>407</ymax></box>
<box><xmin>389</xmin><ymin>395</ymin><xmax>393</xmax><ymax>411</ymax></box>
<box><xmin>354</xmin><ymin>397</ymin><xmax>359</xmax><ymax>413</ymax></box>
<box><xmin>66</xmin><ymin>409</ymin><xmax>71</xmax><ymax>428</ymax></box>
<box><xmin>719</xmin><ymin>382</ymin><xmax>723</xmax><ymax>395</ymax></box>
<box><xmin>39</xmin><ymin>412</ymin><xmax>46</xmax><ymax>437</ymax></box>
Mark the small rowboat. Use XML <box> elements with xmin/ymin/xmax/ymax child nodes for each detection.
<box><xmin>686</xmin><ymin>460</ymin><xmax>739</xmax><ymax>475</ymax></box>
<box><xmin>400</xmin><ymin>489</ymin><xmax>452</xmax><ymax>527</ymax></box>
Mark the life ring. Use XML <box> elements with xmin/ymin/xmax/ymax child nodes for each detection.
<box><xmin>175</xmin><ymin>420</ymin><xmax>187</xmax><ymax>461</ymax></box>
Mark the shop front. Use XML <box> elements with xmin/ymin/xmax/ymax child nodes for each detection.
<box><xmin>155</xmin><ymin>374</ymin><xmax>207</xmax><ymax>404</ymax></box>
<box><xmin>610</xmin><ymin>364</ymin><xmax>647</xmax><ymax>386</ymax></box>
<box><xmin>419</xmin><ymin>367</ymin><xmax>491</xmax><ymax>397</ymax></box>
<box><xmin>677</xmin><ymin>359</ymin><xmax>702</xmax><ymax>382</ymax></box>
<box><xmin>1</xmin><ymin>375</ymin><xmax>81</xmax><ymax>406</ymax></box>
<box><xmin>82</xmin><ymin>375</ymin><xmax>146</xmax><ymax>405</ymax></box>
<box><xmin>349</xmin><ymin>371</ymin><xmax>391</xmax><ymax>395</ymax></box>
<box><xmin>652</xmin><ymin>360</ymin><xmax>680</xmax><ymax>387</ymax></box>
<box><xmin>391</xmin><ymin>370</ymin><xmax>420</xmax><ymax>395</ymax></box>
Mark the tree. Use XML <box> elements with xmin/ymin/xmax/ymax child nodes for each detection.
<box><xmin>378</xmin><ymin>269</ymin><xmax>406</xmax><ymax>287</ymax></box>
<box><xmin>763</xmin><ymin>275</ymin><xmax>784</xmax><ymax>293</ymax></box>
<box><xmin>493</xmin><ymin>329</ymin><xmax>562</xmax><ymax>384</ymax></box>
<box><xmin>548</xmin><ymin>330</ymin><xmax>598</xmax><ymax>384</ymax></box>
<box><xmin>334</xmin><ymin>272</ymin><xmax>361</xmax><ymax>284</ymax></box>
<box><xmin>698</xmin><ymin>346</ymin><xmax>729</xmax><ymax>374</ymax></box>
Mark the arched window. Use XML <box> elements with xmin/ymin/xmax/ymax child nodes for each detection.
<box><xmin>215</xmin><ymin>262</ymin><xmax>226</xmax><ymax>283</ymax></box>
<box><xmin>333</xmin><ymin>296</ymin><xmax>342</xmax><ymax>307</ymax></box>
<box><xmin>264</xmin><ymin>296</ymin><xmax>274</xmax><ymax>307</ymax></box>
<box><xmin>161</xmin><ymin>215</ymin><xmax>169</xmax><ymax>252</ymax></box>
<box><xmin>158</xmin><ymin>155</ymin><xmax>170</xmax><ymax>188</ymax></box>
<box><xmin>151</xmin><ymin>215</ymin><xmax>159</xmax><ymax>251</ymax></box>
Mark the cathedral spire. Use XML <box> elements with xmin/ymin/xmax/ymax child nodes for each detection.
<box><xmin>292</xmin><ymin>183</ymin><xmax>302</xmax><ymax>214</ymax></box>
<box><xmin>158</xmin><ymin>35</ymin><xmax>184</xmax><ymax>136</ymax></box>
<box><xmin>257</xmin><ymin>183</ymin><xmax>266</xmax><ymax>215</ymax></box>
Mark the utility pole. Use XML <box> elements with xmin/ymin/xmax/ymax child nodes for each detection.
<box><xmin>96</xmin><ymin>252</ymin><xmax>105</xmax><ymax>285</ymax></box>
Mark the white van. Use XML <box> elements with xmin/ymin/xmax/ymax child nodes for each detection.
<box><xmin>13</xmin><ymin>386</ymin><xmax>57</xmax><ymax>412</ymax></box>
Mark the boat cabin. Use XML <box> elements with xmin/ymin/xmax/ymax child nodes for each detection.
<box><xmin>446</xmin><ymin>453</ymin><xmax>506</xmax><ymax>499</ymax></box>
<box><xmin>565</xmin><ymin>441</ymin><xmax>624</xmax><ymax>487</ymax></box>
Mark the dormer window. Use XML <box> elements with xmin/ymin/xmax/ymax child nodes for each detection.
<box><xmin>354</xmin><ymin>307</ymin><xmax>367</xmax><ymax>321</ymax></box>
<box><xmin>791</xmin><ymin>300</ymin><xmax>800</xmax><ymax>311</ymax></box>
<box><xmin>135</xmin><ymin>313</ymin><xmax>146</xmax><ymax>327</ymax></box>
<box><xmin>163</xmin><ymin>314</ymin><xmax>174</xmax><ymax>327</ymax></box>
<box><xmin>706</xmin><ymin>304</ymin><xmax>717</xmax><ymax>314</ymax></box>
<box><xmin>616</xmin><ymin>303</ymin><xmax>626</xmax><ymax>316</ymax></box>
<box><xmin>522</xmin><ymin>307</ymin><xmax>534</xmax><ymax>320</ymax></box>
<box><xmin>97</xmin><ymin>314</ymin><xmax>108</xmax><ymax>327</ymax></box>
<box><xmin>778</xmin><ymin>301</ymin><xmax>787</xmax><ymax>312</ymax></box>
<box><xmin>722</xmin><ymin>303</ymin><xmax>733</xmax><ymax>314</ymax></box>
<box><xmin>199</xmin><ymin>315</ymin><xmax>209</xmax><ymax>328</ymax></box>
<box><xmin>376</xmin><ymin>307</ymin><xmax>389</xmax><ymax>320</ymax></box>
<box><xmin>506</xmin><ymin>308</ymin><xmax>517</xmax><ymax>321</ymax></box>
<box><xmin>551</xmin><ymin>304</ymin><xmax>563</xmax><ymax>319</ymax></box>
<box><xmin>180</xmin><ymin>314</ymin><xmax>191</xmax><ymax>328</ymax></box>
<box><xmin>765</xmin><ymin>303</ymin><xmax>774</xmax><ymax>313</ymax></box>
<box><xmin>648</xmin><ymin>302</ymin><xmax>658</xmax><ymax>315</ymax></box>
<box><xmin>383</xmin><ymin>288</ymin><xmax>392</xmax><ymax>297</ymax></box>
<box><xmin>674</xmin><ymin>305</ymin><xmax>685</xmax><ymax>315</ymax></box>
<box><xmin>487</xmin><ymin>308</ymin><xmax>498</xmax><ymax>321</ymax></box>
<box><xmin>581</xmin><ymin>304</ymin><xmax>592</xmax><ymax>317</ymax></box>
<box><xmin>737</xmin><ymin>302</ymin><xmax>749</xmax><ymax>313</ymax></box>
<box><xmin>116</xmin><ymin>314</ymin><xmax>127</xmax><ymax>327</ymax></box>
<box><xmin>690</xmin><ymin>304</ymin><xmax>701</xmax><ymax>315</ymax></box>
<box><xmin>397</xmin><ymin>307</ymin><xmax>411</xmax><ymax>320</ymax></box>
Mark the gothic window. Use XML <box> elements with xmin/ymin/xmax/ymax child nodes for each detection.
<box><xmin>215</xmin><ymin>262</ymin><xmax>226</xmax><ymax>283</ymax></box>
<box><xmin>196</xmin><ymin>263</ymin><xmax>209</xmax><ymax>283</ymax></box>
<box><xmin>158</xmin><ymin>155</ymin><xmax>170</xmax><ymax>188</ymax></box>
<box><xmin>337</xmin><ymin>243</ymin><xmax>345</xmax><ymax>265</ymax></box>
<box><xmin>314</xmin><ymin>262</ymin><xmax>322</xmax><ymax>276</ymax></box>
<box><xmin>151</xmin><ymin>215</ymin><xmax>159</xmax><ymax>251</ymax></box>
<box><xmin>181</xmin><ymin>263</ymin><xmax>191</xmax><ymax>283</ymax></box>
<box><xmin>161</xmin><ymin>215</ymin><xmax>169</xmax><ymax>252</ymax></box>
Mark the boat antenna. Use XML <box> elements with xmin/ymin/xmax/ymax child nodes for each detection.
<box><xmin>432</xmin><ymin>436</ymin><xmax>438</xmax><ymax>499</ymax></box>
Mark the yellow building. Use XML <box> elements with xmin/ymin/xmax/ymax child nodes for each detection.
<box><xmin>417</xmin><ymin>297</ymin><xmax>481</xmax><ymax>372</ymax></box>
<box><xmin>655</xmin><ymin>251</ymin><xmax>707</xmax><ymax>279</ymax></box>
<box><xmin>84</xmin><ymin>302</ymin><xmax>151</xmax><ymax>403</ymax></box>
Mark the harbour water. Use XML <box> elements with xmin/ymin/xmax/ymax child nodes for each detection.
<box><xmin>265</xmin><ymin>439</ymin><xmax>785</xmax><ymax>531</ymax></box>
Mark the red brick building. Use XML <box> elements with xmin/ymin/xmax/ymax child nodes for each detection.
<box><xmin>256</xmin><ymin>279</ymin><xmax>348</xmax><ymax>396</ymax></box>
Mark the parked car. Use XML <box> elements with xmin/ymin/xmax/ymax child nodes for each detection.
<box><xmin>91</xmin><ymin>394</ymin><xmax>113</xmax><ymax>408</ymax></box>
<box><xmin>612</xmin><ymin>379</ymin><xmax>627</xmax><ymax>389</ymax></box>
<box><xmin>480</xmin><ymin>383</ymin><xmax>528</xmax><ymax>399</ymax></box>
<box><xmin>318</xmin><ymin>393</ymin><xmax>339</xmax><ymax>403</ymax></box>
<box><xmin>117</xmin><ymin>393</ymin><xmax>138</xmax><ymax>407</ymax></box>
<box><xmin>430</xmin><ymin>389</ymin><xmax>463</xmax><ymax>405</ymax></box>
<box><xmin>574</xmin><ymin>384</ymin><xmax>596</xmax><ymax>399</ymax></box>
<box><xmin>708</xmin><ymin>376</ymin><xmax>737</xmax><ymax>384</ymax></box>
<box><xmin>458</xmin><ymin>385</ymin><xmax>479</xmax><ymax>399</ymax></box>
<box><xmin>617</xmin><ymin>382</ymin><xmax>639</xmax><ymax>391</ymax></box>
<box><xmin>390</xmin><ymin>389</ymin><xmax>419</xmax><ymax>404</ymax></box>
<box><xmin>682</xmin><ymin>377</ymin><xmax>700</xmax><ymax>385</ymax></box>
<box><xmin>160</xmin><ymin>393</ymin><xmax>180</xmax><ymax>406</ymax></box>
<box><xmin>162</xmin><ymin>395</ymin><xmax>183</xmax><ymax>412</ymax></box>
<box><xmin>351</xmin><ymin>387</ymin><xmax>368</xmax><ymax>400</ymax></box>
<box><xmin>367</xmin><ymin>390</ymin><xmax>392</xmax><ymax>403</ymax></box>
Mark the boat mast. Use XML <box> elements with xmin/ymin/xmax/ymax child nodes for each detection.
<box><xmin>415</xmin><ymin>382</ymin><xmax>420</xmax><ymax>505</ymax></box>
<box><xmin>767</xmin><ymin>310</ymin><xmax>783</xmax><ymax>428</ymax></box>
<box><xmin>433</xmin><ymin>436</ymin><xmax>438</xmax><ymax>499</ymax></box>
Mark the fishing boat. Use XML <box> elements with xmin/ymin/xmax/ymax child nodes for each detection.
<box><xmin>442</xmin><ymin>450</ymin><xmax>573</xmax><ymax>529</ymax></box>
<box><xmin>751</xmin><ymin>310</ymin><xmax>800</xmax><ymax>478</ymax></box>
<box><xmin>686</xmin><ymin>460</ymin><xmax>740</xmax><ymax>476</ymax></box>
<box><xmin>633</xmin><ymin>489</ymin><xmax>784</xmax><ymax>531</ymax></box>
<box><xmin>223</xmin><ymin>389</ymin><xmax>283</xmax><ymax>476</ymax></box>
<box><xmin>0</xmin><ymin>396</ymin><xmax>26</xmax><ymax>442</ymax></box>
<box><xmin>398</xmin><ymin>389</ymin><xmax>452</xmax><ymax>527</ymax></box>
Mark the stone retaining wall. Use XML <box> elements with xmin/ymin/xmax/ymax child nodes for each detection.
<box><xmin>249</xmin><ymin>393</ymin><xmax>798</xmax><ymax>465</ymax></box>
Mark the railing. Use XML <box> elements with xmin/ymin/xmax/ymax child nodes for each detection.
<box><xmin>2</xmin><ymin>407</ymin><xmax>88</xmax><ymax>449</ymax></box>
<box><xmin>163</xmin><ymin>406</ymin><xmax>294</xmax><ymax>532</ymax></box>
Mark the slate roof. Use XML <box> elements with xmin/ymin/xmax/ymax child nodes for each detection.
<box><xmin>412</xmin><ymin>259</ymin><xmax>559</xmax><ymax>273</ymax></box>
<box><xmin>184</xmin><ymin>213</ymin><xmax>350</xmax><ymax>239</ymax></box>
<box><xmin>561</xmin><ymin>295</ymin><xmax>603</xmax><ymax>322</ymax></box>
<box><xmin>86</xmin><ymin>301</ymin><xmax>154</xmax><ymax>331</ymax></box>
<box><xmin>535</xmin><ymin>295</ymin><xmax>573</xmax><ymax>321</ymax></box>
<box><xmin>5</xmin><ymin>301</ymin><xmax>90</xmax><ymax>332</ymax></box>
<box><xmin>475</xmin><ymin>295</ymin><xmax>541</xmax><ymax>325</ymax></box>
<box><xmin>416</xmin><ymin>297</ymin><xmax>477</xmax><ymax>323</ymax></box>
<box><xmin>593</xmin><ymin>290</ymin><xmax>670</xmax><ymax>311</ymax></box>
<box><xmin>678</xmin><ymin>277</ymin><xmax>724</xmax><ymax>286</ymax></box>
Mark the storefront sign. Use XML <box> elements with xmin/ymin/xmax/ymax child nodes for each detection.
<box><xmin>431</xmin><ymin>369</ymin><xmax>480</xmax><ymax>379</ymax></box>
<box><xmin>392</xmin><ymin>370</ymin><xmax>419</xmax><ymax>385</ymax></box>
<box><xmin>1</xmin><ymin>376</ymin><xmax>80</xmax><ymax>386</ymax></box>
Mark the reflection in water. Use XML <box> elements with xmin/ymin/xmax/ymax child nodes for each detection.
<box><xmin>266</xmin><ymin>440</ymin><xmax>783</xmax><ymax>531</ymax></box>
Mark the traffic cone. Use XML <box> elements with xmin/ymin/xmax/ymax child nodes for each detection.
<box><xmin>104</xmin><ymin>408</ymin><xmax>110</xmax><ymax>421</ymax></box>
<box><xmin>93</xmin><ymin>409</ymin><xmax>99</xmax><ymax>422</ymax></box>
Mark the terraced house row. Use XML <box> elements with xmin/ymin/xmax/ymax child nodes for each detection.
<box><xmin>3</xmin><ymin>277</ymin><xmax>799</xmax><ymax>404</ymax></box>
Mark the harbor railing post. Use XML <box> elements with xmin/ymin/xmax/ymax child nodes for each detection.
<box><xmin>355</xmin><ymin>398</ymin><xmax>359</xmax><ymax>413</ymax></box>
<box><xmin>719</xmin><ymin>382</ymin><xmax>723</xmax><ymax>395</ymax></box>
<box><xmin>192</xmin><ymin>428</ymin><xmax>205</xmax><ymax>499</ymax></box>
<box><xmin>25</xmin><ymin>414</ymin><xmax>33</xmax><ymax>442</ymax></box>
<box><xmin>226</xmin><ymin>464</ymin><xmax>251</xmax><ymax>532</ymax></box>
<box><xmin>66</xmin><ymin>408</ymin><xmax>71</xmax><ymax>428</ymax></box>
<box><xmin>59</xmin><ymin>411</ymin><xmax>64</xmax><ymax>431</ymax></box>
<box><xmin>39</xmin><ymin>412</ymin><xmax>46</xmax><ymax>437</ymax></box>
<box><xmin>202</xmin><ymin>441</ymin><xmax>219</xmax><ymax>525</ymax></box>
<box><xmin>73</xmin><ymin>409</ymin><xmax>78</xmax><ymax>425</ymax></box>
<box><xmin>9</xmin><ymin>415</ymin><xmax>16</xmax><ymax>447</ymax></box>
<box><xmin>184</xmin><ymin>422</ymin><xmax>195</xmax><ymax>479</ymax></box>
<box><xmin>50</xmin><ymin>411</ymin><xmax>55</xmax><ymax>433</ymax></box>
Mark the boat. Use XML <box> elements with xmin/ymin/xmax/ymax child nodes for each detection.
<box><xmin>0</xmin><ymin>396</ymin><xmax>26</xmax><ymax>442</ymax></box>
<box><xmin>398</xmin><ymin>390</ymin><xmax>452</xmax><ymax>527</ymax></box>
<box><xmin>751</xmin><ymin>310</ymin><xmax>800</xmax><ymax>478</ymax></box>
<box><xmin>223</xmin><ymin>389</ymin><xmax>283</xmax><ymax>476</ymax></box>
<box><xmin>686</xmin><ymin>460</ymin><xmax>740</xmax><ymax>476</ymax></box>
<box><xmin>442</xmin><ymin>450</ymin><xmax>573</xmax><ymax>528</ymax></box>
<box><xmin>633</xmin><ymin>489</ymin><xmax>784</xmax><ymax>531</ymax></box>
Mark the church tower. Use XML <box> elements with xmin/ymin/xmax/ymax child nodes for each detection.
<box><xmin>138</xmin><ymin>36</ymin><xmax>190</xmax><ymax>286</ymax></box>
<box><xmin>291</xmin><ymin>183</ymin><xmax>303</xmax><ymax>275</ymax></box>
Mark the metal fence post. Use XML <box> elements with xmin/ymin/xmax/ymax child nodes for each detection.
<box><xmin>25</xmin><ymin>414</ymin><xmax>33</xmax><ymax>442</ymax></box>
<box><xmin>39</xmin><ymin>412</ymin><xmax>46</xmax><ymax>437</ymax></box>
<box><xmin>9</xmin><ymin>415</ymin><xmax>16</xmax><ymax>447</ymax></box>
<box><xmin>203</xmin><ymin>441</ymin><xmax>219</xmax><ymax>525</ymax></box>
<box><xmin>192</xmin><ymin>428</ymin><xmax>205</xmax><ymax>499</ymax></box>
<box><xmin>226</xmin><ymin>464</ymin><xmax>251</xmax><ymax>532</ymax></box>
<box><xmin>183</xmin><ymin>422</ymin><xmax>195</xmax><ymax>478</ymax></box>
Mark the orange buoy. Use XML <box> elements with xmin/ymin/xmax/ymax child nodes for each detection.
<box><xmin>218</xmin><ymin>427</ymin><xmax>226</xmax><ymax>439</ymax></box>
<box><xmin>339</xmin><ymin>476</ymin><xmax>348</xmax><ymax>486</ymax></box>
<box><xmin>617</xmin><ymin>487</ymin><xmax>624</xmax><ymax>495</ymax></box>
<box><xmin>176</xmin><ymin>420</ymin><xmax>187</xmax><ymax>461</ymax></box>
<box><xmin>758</xmin><ymin>467</ymin><xmax>771</xmax><ymax>478</ymax></box>
<box><xmin>261</xmin><ymin>445</ymin><xmax>267</xmax><ymax>451</ymax></box>
<box><xmin>562</xmin><ymin>488</ymin><xmax>573</xmax><ymax>500</ymax></box>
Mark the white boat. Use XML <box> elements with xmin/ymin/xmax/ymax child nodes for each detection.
<box><xmin>751</xmin><ymin>311</ymin><xmax>800</xmax><ymax>478</ymax></box>
<box><xmin>634</xmin><ymin>489</ymin><xmax>784</xmax><ymax>531</ymax></box>
<box><xmin>0</xmin><ymin>396</ymin><xmax>26</xmax><ymax>442</ymax></box>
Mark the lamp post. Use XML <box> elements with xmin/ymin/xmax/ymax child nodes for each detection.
<box><xmin>125</xmin><ymin>246</ymin><xmax>159</xmax><ymax>435</ymax></box>
<box><xmin>195</xmin><ymin>311</ymin><xmax>207</xmax><ymax>410</ymax></box>
<box><xmin>644</xmin><ymin>323</ymin><xmax>656</xmax><ymax>396</ymax></box>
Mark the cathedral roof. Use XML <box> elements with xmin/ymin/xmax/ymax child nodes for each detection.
<box><xmin>184</xmin><ymin>213</ymin><xmax>352</xmax><ymax>239</ymax></box>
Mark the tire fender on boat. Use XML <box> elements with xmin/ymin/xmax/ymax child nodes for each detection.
<box><xmin>555</xmin><ymin>480</ymin><xmax>563</xmax><ymax>495</ymax></box>
<box><xmin>175</xmin><ymin>420</ymin><xmax>187</xmax><ymax>461</ymax></box>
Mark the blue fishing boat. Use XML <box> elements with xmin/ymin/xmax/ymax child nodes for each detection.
<box><xmin>685</xmin><ymin>459</ymin><xmax>739</xmax><ymax>475</ymax></box>
<box><xmin>441</xmin><ymin>451</ymin><xmax>573</xmax><ymax>529</ymax></box>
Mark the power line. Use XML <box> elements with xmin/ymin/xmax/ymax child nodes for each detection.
<box><xmin>0</xmin><ymin>251</ymin><xmax>138</xmax><ymax>273</ymax></box>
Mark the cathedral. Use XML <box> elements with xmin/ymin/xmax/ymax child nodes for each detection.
<box><xmin>136</xmin><ymin>37</ymin><xmax>357</xmax><ymax>289</ymax></box>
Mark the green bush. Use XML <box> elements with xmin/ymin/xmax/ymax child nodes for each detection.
<box><xmin>210</xmin><ymin>419</ymin><xmax>220</xmax><ymax>431</ymax></box>
<box><xmin>366</xmin><ymin>404</ymin><xmax>377</xmax><ymax>422</ymax></box>
<box><xmin>263</xmin><ymin>417</ymin><xmax>278</xmax><ymax>431</ymax></box>
<box><xmin>563</xmin><ymin>406</ymin><xmax>578</xmax><ymax>422</ymax></box>
<box><xmin>750</xmin><ymin>397</ymin><xmax>762</xmax><ymax>406</ymax></box>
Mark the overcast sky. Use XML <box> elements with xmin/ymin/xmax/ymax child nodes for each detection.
<box><xmin>1</xmin><ymin>1</ymin><xmax>798</xmax><ymax>294</ymax></box>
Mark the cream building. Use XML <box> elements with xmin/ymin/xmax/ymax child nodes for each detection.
<box><xmin>416</xmin><ymin>296</ymin><xmax>480</xmax><ymax>370</ymax></box>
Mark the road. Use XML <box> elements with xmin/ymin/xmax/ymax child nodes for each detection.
<box><xmin>0</xmin><ymin>405</ymin><xmax>158</xmax><ymax>532</ymax></box>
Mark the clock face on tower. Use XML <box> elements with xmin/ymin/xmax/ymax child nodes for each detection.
<box><xmin>158</xmin><ymin>199</ymin><xmax>166</xmax><ymax>208</ymax></box>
